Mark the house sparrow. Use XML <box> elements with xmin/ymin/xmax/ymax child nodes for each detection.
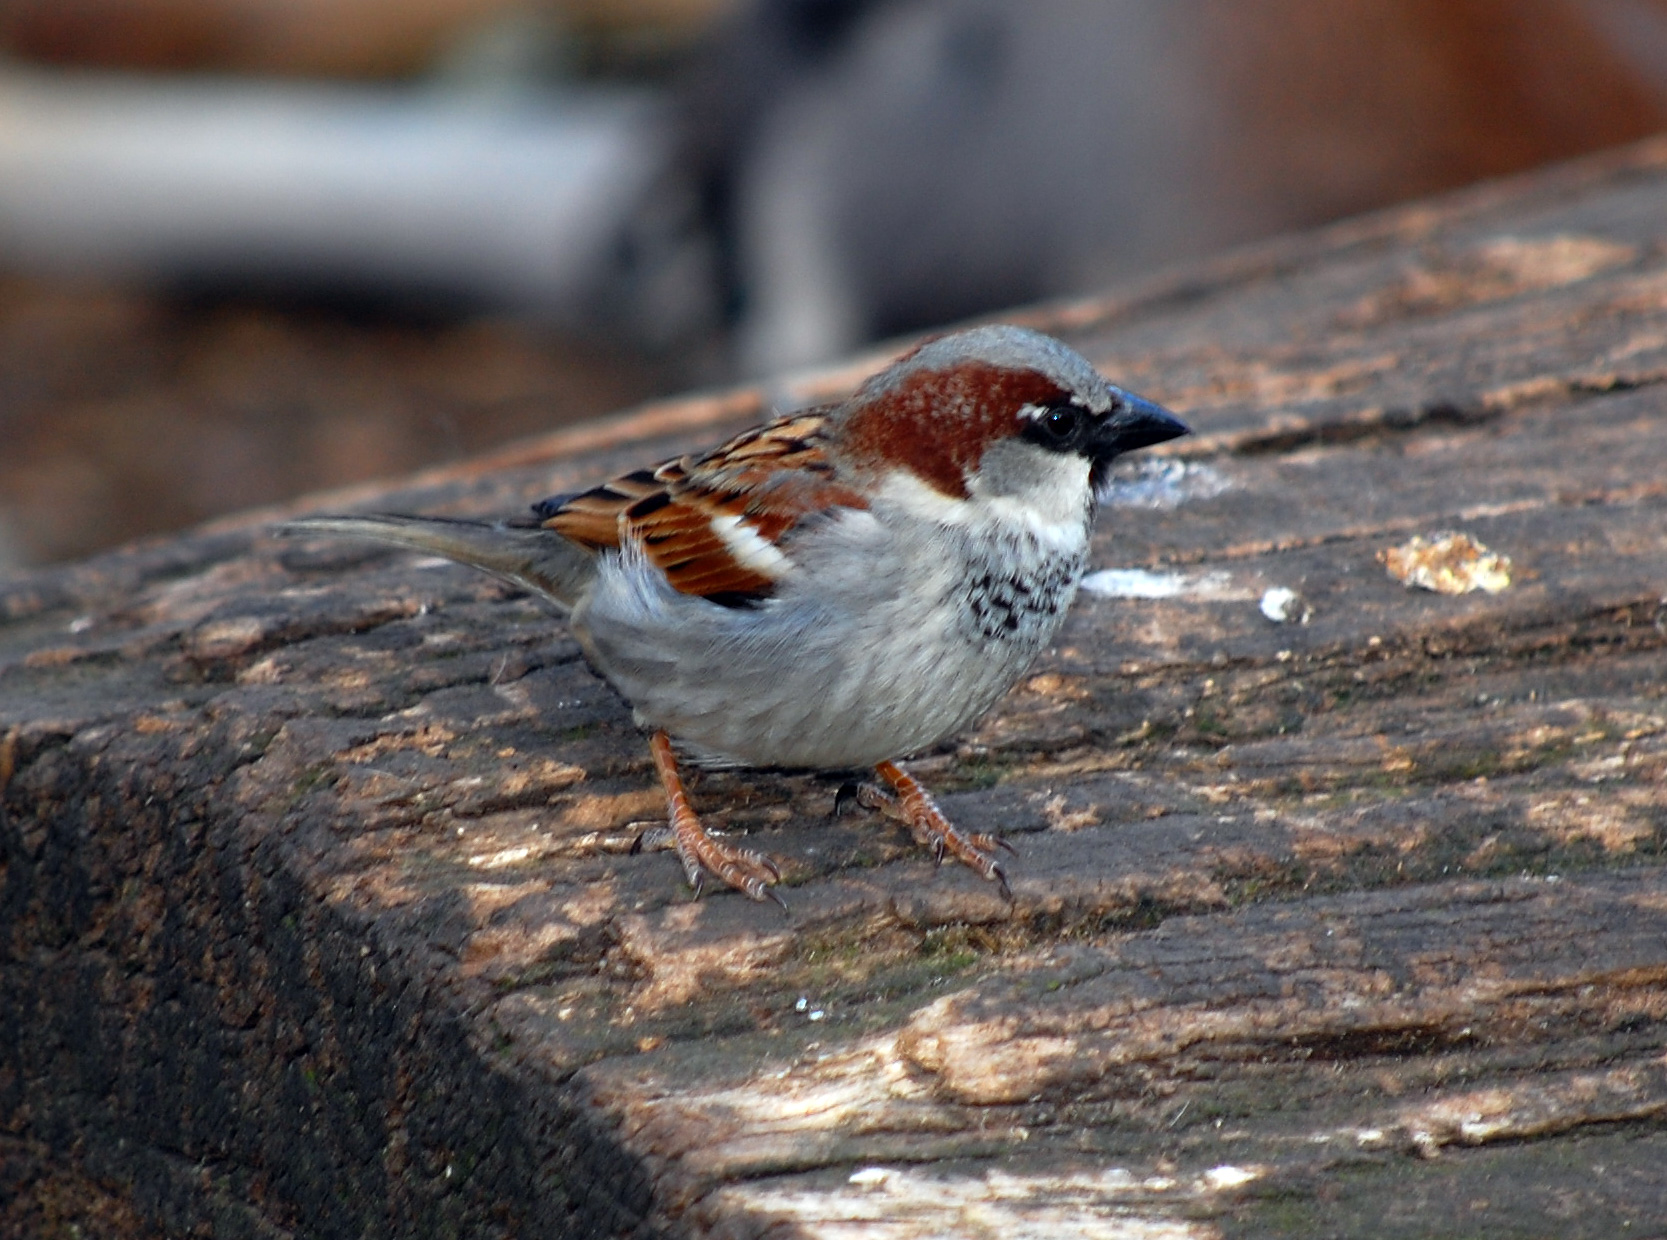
<box><xmin>284</xmin><ymin>325</ymin><xmax>1187</xmax><ymax>904</ymax></box>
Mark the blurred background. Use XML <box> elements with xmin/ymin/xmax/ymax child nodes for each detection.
<box><xmin>4</xmin><ymin>0</ymin><xmax>1667</xmax><ymax>569</ymax></box>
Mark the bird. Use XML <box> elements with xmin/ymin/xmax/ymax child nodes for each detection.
<box><xmin>283</xmin><ymin>324</ymin><xmax>1188</xmax><ymax>905</ymax></box>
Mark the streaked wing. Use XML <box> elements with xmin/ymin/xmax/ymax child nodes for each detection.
<box><xmin>536</xmin><ymin>411</ymin><xmax>867</xmax><ymax>605</ymax></box>
<box><xmin>535</xmin><ymin>468</ymin><xmax>662</xmax><ymax>548</ymax></box>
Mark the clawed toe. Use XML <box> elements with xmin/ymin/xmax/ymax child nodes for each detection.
<box><xmin>676</xmin><ymin>818</ymin><xmax>785</xmax><ymax>907</ymax></box>
<box><xmin>966</xmin><ymin>829</ymin><xmax>1018</xmax><ymax>858</ymax></box>
<box><xmin>630</xmin><ymin>823</ymin><xmax>675</xmax><ymax>855</ymax></box>
<box><xmin>989</xmin><ymin>860</ymin><xmax>1012</xmax><ymax>902</ymax></box>
<box><xmin>650</xmin><ymin>730</ymin><xmax>786</xmax><ymax>908</ymax></box>
<box><xmin>869</xmin><ymin>761</ymin><xmax>1016</xmax><ymax>894</ymax></box>
<box><xmin>832</xmin><ymin>781</ymin><xmax>865</xmax><ymax>818</ymax></box>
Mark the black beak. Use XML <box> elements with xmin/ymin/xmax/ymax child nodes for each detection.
<box><xmin>1092</xmin><ymin>389</ymin><xmax>1190</xmax><ymax>460</ymax></box>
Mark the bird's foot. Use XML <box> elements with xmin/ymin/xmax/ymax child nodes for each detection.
<box><xmin>650</xmin><ymin>731</ymin><xmax>786</xmax><ymax>908</ymax></box>
<box><xmin>860</xmin><ymin>761</ymin><xmax>1014</xmax><ymax>899</ymax></box>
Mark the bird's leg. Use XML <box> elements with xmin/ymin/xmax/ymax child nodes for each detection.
<box><xmin>649</xmin><ymin>730</ymin><xmax>784</xmax><ymax>906</ymax></box>
<box><xmin>866</xmin><ymin>761</ymin><xmax>1014</xmax><ymax>899</ymax></box>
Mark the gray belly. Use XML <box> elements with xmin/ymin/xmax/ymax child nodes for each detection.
<box><xmin>572</xmin><ymin>521</ymin><xmax>1086</xmax><ymax>770</ymax></box>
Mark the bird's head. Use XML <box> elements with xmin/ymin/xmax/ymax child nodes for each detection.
<box><xmin>834</xmin><ymin>324</ymin><xmax>1190</xmax><ymax>530</ymax></box>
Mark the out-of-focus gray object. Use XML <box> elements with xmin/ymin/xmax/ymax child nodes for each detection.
<box><xmin>651</xmin><ymin>0</ymin><xmax>1667</xmax><ymax>375</ymax></box>
<box><xmin>8</xmin><ymin>0</ymin><xmax>1667</xmax><ymax>378</ymax></box>
<box><xmin>0</xmin><ymin>66</ymin><xmax>666</xmax><ymax>316</ymax></box>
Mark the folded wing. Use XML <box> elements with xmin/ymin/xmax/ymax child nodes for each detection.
<box><xmin>538</xmin><ymin>411</ymin><xmax>868</xmax><ymax>607</ymax></box>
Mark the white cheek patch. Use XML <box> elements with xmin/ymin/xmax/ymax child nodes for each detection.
<box><xmin>976</xmin><ymin>492</ymin><xmax>1089</xmax><ymax>554</ymax></box>
<box><xmin>874</xmin><ymin>469</ymin><xmax>970</xmax><ymax>523</ymax></box>
<box><xmin>968</xmin><ymin>441</ymin><xmax>1094</xmax><ymax>544</ymax></box>
<box><xmin>709</xmin><ymin>512</ymin><xmax>793</xmax><ymax>577</ymax></box>
<box><xmin>876</xmin><ymin>461</ymin><xmax>1091</xmax><ymax>555</ymax></box>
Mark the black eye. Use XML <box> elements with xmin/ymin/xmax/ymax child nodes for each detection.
<box><xmin>1036</xmin><ymin>405</ymin><xmax>1082</xmax><ymax>446</ymax></box>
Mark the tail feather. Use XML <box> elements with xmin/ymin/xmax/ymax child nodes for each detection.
<box><xmin>281</xmin><ymin>513</ymin><xmax>597</xmax><ymax>611</ymax></box>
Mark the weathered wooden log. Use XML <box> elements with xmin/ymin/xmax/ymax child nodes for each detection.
<box><xmin>4</xmin><ymin>137</ymin><xmax>1667</xmax><ymax>1238</ymax></box>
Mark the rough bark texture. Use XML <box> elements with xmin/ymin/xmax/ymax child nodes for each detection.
<box><xmin>5</xmin><ymin>137</ymin><xmax>1667</xmax><ymax>1238</ymax></box>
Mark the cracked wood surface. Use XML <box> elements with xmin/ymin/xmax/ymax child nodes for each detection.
<box><xmin>5</xmin><ymin>138</ymin><xmax>1667</xmax><ymax>1239</ymax></box>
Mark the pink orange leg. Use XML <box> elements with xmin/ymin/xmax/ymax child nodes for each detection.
<box><xmin>864</xmin><ymin>761</ymin><xmax>1014</xmax><ymax>898</ymax></box>
<box><xmin>650</xmin><ymin>731</ymin><xmax>784</xmax><ymax>906</ymax></box>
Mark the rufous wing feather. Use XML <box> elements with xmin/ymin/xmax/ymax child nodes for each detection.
<box><xmin>536</xmin><ymin>411</ymin><xmax>867</xmax><ymax>607</ymax></box>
